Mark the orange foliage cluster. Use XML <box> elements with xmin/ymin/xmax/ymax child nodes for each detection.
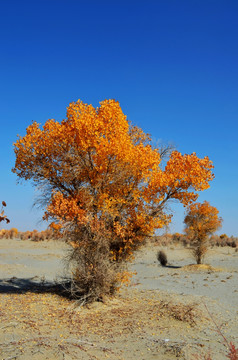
<box><xmin>184</xmin><ymin>201</ymin><xmax>222</xmax><ymax>239</ymax></box>
<box><xmin>13</xmin><ymin>99</ymin><xmax>214</xmax><ymax>261</ymax></box>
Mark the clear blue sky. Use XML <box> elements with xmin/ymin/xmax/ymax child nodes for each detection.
<box><xmin>1</xmin><ymin>0</ymin><xmax>237</xmax><ymax>236</ymax></box>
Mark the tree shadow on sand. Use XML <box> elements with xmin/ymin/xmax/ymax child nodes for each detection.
<box><xmin>0</xmin><ymin>276</ymin><xmax>72</xmax><ymax>298</ymax></box>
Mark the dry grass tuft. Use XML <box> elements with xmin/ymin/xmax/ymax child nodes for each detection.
<box><xmin>159</xmin><ymin>301</ymin><xmax>199</xmax><ymax>326</ymax></box>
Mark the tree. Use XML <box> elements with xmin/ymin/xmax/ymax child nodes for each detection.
<box><xmin>0</xmin><ymin>201</ymin><xmax>10</xmax><ymax>224</ymax></box>
<box><xmin>184</xmin><ymin>201</ymin><xmax>222</xmax><ymax>264</ymax></box>
<box><xmin>13</xmin><ymin>99</ymin><xmax>214</xmax><ymax>301</ymax></box>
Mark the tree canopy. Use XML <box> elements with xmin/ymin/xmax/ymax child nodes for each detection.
<box><xmin>13</xmin><ymin>99</ymin><xmax>214</xmax><ymax>261</ymax></box>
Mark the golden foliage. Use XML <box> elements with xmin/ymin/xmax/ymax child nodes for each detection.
<box><xmin>13</xmin><ymin>99</ymin><xmax>215</xmax><ymax>262</ymax></box>
<box><xmin>184</xmin><ymin>201</ymin><xmax>222</xmax><ymax>238</ymax></box>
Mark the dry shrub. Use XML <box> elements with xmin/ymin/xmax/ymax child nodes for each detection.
<box><xmin>157</xmin><ymin>250</ymin><xmax>168</xmax><ymax>266</ymax></box>
<box><xmin>190</xmin><ymin>240</ymin><xmax>208</xmax><ymax>265</ymax></box>
<box><xmin>159</xmin><ymin>301</ymin><xmax>198</xmax><ymax>326</ymax></box>
<box><xmin>64</xmin><ymin>231</ymin><xmax>122</xmax><ymax>304</ymax></box>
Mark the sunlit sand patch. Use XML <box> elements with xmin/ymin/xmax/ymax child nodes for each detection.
<box><xmin>180</xmin><ymin>264</ymin><xmax>223</xmax><ymax>272</ymax></box>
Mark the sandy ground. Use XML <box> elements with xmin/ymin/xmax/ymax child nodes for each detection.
<box><xmin>0</xmin><ymin>239</ymin><xmax>237</xmax><ymax>360</ymax></box>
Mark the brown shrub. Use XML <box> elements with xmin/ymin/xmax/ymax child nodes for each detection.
<box><xmin>64</xmin><ymin>230</ymin><xmax>122</xmax><ymax>304</ymax></box>
<box><xmin>157</xmin><ymin>250</ymin><xmax>168</xmax><ymax>266</ymax></box>
<box><xmin>159</xmin><ymin>301</ymin><xmax>198</xmax><ymax>326</ymax></box>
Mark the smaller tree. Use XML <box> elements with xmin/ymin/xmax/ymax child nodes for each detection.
<box><xmin>184</xmin><ymin>201</ymin><xmax>222</xmax><ymax>264</ymax></box>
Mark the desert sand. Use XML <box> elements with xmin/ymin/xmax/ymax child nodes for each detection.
<box><xmin>0</xmin><ymin>238</ymin><xmax>237</xmax><ymax>359</ymax></box>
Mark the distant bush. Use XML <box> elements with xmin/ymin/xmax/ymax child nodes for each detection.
<box><xmin>209</xmin><ymin>234</ymin><xmax>238</xmax><ymax>248</ymax></box>
<box><xmin>152</xmin><ymin>235</ymin><xmax>169</xmax><ymax>246</ymax></box>
<box><xmin>172</xmin><ymin>232</ymin><xmax>183</xmax><ymax>243</ymax></box>
<box><xmin>152</xmin><ymin>233</ymin><xmax>238</xmax><ymax>249</ymax></box>
<box><xmin>220</xmin><ymin>233</ymin><xmax>228</xmax><ymax>239</ymax></box>
<box><xmin>9</xmin><ymin>228</ymin><xmax>18</xmax><ymax>239</ymax></box>
<box><xmin>0</xmin><ymin>228</ymin><xmax>63</xmax><ymax>241</ymax></box>
<box><xmin>230</xmin><ymin>240</ymin><xmax>237</xmax><ymax>248</ymax></box>
<box><xmin>157</xmin><ymin>250</ymin><xmax>168</xmax><ymax>266</ymax></box>
<box><xmin>153</xmin><ymin>233</ymin><xmax>186</xmax><ymax>246</ymax></box>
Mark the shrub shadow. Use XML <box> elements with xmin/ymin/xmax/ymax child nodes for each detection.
<box><xmin>159</xmin><ymin>264</ymin><xmax>182</xmax><ymax>269</ymax></box>
<box><xmin>0</xmin><ymin>276</ymin><xmax>72</xmax><ymax>298</ymax></box>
